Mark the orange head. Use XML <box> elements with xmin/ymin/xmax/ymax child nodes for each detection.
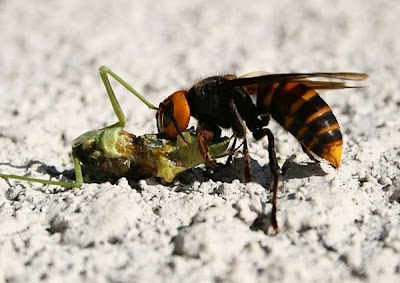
<box><xmin>156</xmin><ymin>90</ymin><xmax>191</xmax><ymax>138</ymax></box>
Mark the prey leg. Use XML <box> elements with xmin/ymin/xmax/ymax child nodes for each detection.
<box><xmin>0</xmin><ymin>154</ymin><xmax>83</xmax><ymax>188</ymax></box>
<box><xmin>99</xmin><ymin>66</ymin><xmax>158</xmax><ymax>127</ymax></box>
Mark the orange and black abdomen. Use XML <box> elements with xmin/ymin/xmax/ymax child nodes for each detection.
<box><xmin>255</xmin><ymin>82</ymin><xmax>343</xmax><ymax>167</ymax></box>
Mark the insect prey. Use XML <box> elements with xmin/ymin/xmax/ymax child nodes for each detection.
<box><xmin>0</xmin><ymin>67</ymin><xmax>235</xmax><ymax>188</ymax></box>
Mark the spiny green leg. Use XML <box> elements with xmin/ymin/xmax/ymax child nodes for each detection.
<box><xmin>99</xmin><ymin>66</ymin><xmax>158</xmax><ymax>127</ymax></box>
<box><xmin>0</xmin><ymin>154</ymin><xmax>83</xmax><ymax>188</ymax></box>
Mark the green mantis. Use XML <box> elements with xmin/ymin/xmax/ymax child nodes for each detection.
<box><xmin>0</xmin><ymin>66</ymin><xmax>234</xmax><ymax>188</ymax></box>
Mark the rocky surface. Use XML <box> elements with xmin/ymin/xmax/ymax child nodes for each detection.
<box><xmin>1</xmin><ymin>0</ymin><xmax>399</xmax><ymax>282</ymax></box>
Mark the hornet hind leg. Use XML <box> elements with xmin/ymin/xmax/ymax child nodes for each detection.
<box><xmin>253</xmin><ymin>127</ymin><xmax>280</xmax><ymax>232</ymax></box>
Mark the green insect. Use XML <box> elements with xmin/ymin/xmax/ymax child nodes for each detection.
<box><xmin>0</xmin><ymin>67</ymin><xmax>234</xmax><ymax>188</ymax></box>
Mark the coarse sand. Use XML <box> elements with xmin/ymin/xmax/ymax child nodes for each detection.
<box><xmin>1</xmin><ymin>1</ymin><xmax>399</xmax><ymax>282</ymax></box>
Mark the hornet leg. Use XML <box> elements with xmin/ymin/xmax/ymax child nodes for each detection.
<box><xmin>196</xmin><ymin>132</ymin><xmax>220</xmax><ymax>170</ymax></box>
<box><xmin>228</xmin><ymin>99</ymin><xmax>251</xmax><ymax>182</ymax></box>
<box><xmin>225</xmin><ymin>137</ymin><xmax>237</xmax><ymax>166</ymax></box>
<box><xmin>253</xmin><ymin>127</ymin><xmax>280</xmax><ymax>231</ymax></box>
<box><xmin>196</xmin><ymin>121</ymin><xmax>223</xmax><ymax>169</ymax></box>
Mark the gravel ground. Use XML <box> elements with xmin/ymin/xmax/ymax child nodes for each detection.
<box><xmin>1</xmin><ymin>0</ymin><xmax>399</xmax><ymax>282</ymax></box>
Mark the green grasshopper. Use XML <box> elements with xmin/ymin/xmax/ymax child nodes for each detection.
<box><xmin>0</xmin><ymin>67</ymin><xmax>234</xmax><ymax>188</ymax></box>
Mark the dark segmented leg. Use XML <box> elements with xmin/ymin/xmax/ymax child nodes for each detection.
<box><xmin>228</xmin><ymin>99</ymin><xmax>251</xmax><ymax>182</ymax></box>
<box><xmin>301</xmin><ymin>143</ymin><xmax>318</xmax><ymax>162</ymax></box>
<box><xmin>196</xmin><ymin>131</ymin><xmax>220</xmax><ymax>170</ymax></box>
<box><xmin>195</xmin><ymin>121</ymin><xmax>224</xmax><ymax>169</ymax></box>
<box><xmin>225</xmin><ymin>137</ymin><xmax>237</xmax><ymax>166</ymax></box>
<box><xmin>253</xmin><ymin>127</ymin><xmax>280</xmax><ymax>231</ymax></box>
<box><xmin>265</xmin><ymin>129</ymin><xmax>280</xmax><ymax>231</ymax></box>
<box><xmin>197</xmin><ymin>120</ymin><xmax>222</xmax><ymax>141</ymax></box>
<box><xmin>243</xmin><ymin>138</ymin><xmax>251</xmax><ymax>182</ymax></box>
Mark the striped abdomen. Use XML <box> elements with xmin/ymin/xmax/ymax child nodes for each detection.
<box><xmin>255</xmin><ymin>82</ymin><xmax>343</xmax><ymax>167</ymax></box>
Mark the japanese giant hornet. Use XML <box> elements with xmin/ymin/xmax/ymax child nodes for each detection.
<box><xmin>154</xmin><ymin>70</ymin><xmax>368</xmax><ymax>231</ymax></box>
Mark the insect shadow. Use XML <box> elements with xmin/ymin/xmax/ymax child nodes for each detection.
<box><xmin>171</xmin><ymin>154</ymin><xmax>326</xmax><ymax>194</ymax></box>
<box><xmin>281</xmin><ymin>155</ymin><xmax>327</xmax><ymax>180</ymax></box>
